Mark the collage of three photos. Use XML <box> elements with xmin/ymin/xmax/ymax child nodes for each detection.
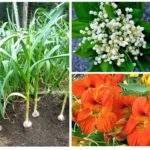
<box><xmin>0</xmin><ymin>1</ymin><xmax>150</xmax><ymax>147</ymax></box>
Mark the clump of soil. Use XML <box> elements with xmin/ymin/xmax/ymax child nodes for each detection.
<box><xmin>0</xmin><ymin>94</ymin><xmax>69</xmax><ymax>146</ymax></box>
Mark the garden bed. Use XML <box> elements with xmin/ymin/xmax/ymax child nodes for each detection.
<box><xmin>0</xmin><ymin>94</ymin><xmax>69</xmax><ymax>146</ymax></box>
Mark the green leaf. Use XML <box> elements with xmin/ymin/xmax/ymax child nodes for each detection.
<box><xmin>88</xmin><ymin>62</ymin><xmax>114</xmax><ymax>72</ymax></box>
<box><xmin>88</xmin><ymin>132</ymin><xmax>106</xmax><ymax>146</ymax></box>
<box><xmin>88</xmin><ymin>64</ymin><xmax>102</xmax><ymax>72</ymax></box>
<box><xmin>2</xmin><ymin>70</ymin><xmax>13</xmax><ymax>88</ymax></box>
<box><xmin>141</xmin><ymin>43</ymin><xmax>150</xmax><ymax>54</ymax></box>
<box><xmin>146</xmin><ymin>43</ymin><xmax>150</xmax><ymax>49</ymax></box>
<box><xmin>0</xmin><ymin>48</ymin><xmax>27</xmax><ymax>82</ymax></box>
<box><xmin>132</xmin><ymin>9</ymin><xmax>143</xmax><ymax>20</ymax></box>
<box><xmin>72</xmin><ymin>19</ymin><xmax>89</xmax><ymax>39</ymax></box>
<box><xmin>118</xmin><ymin>2</ymin><xmax>144</xmax><ymax>10</ymax></box>
<box><xmin>31</xmin><ymin>54</ymin><xmax>69</xmax><ymax>71</ymax></box>
<box><xmin>104</xmin><ymin>4</ymin><xmax>116</xmax><ymax>19</ymax></box>
<box><xmin>137</xmin><ymin>57</ymin><xmax>150</xmax><ymax>69</ymax></box>
<box><xmin>53</xmin><ymin>68</ymin><xmax>68</xmax><ymax>88</ymax></box>
<box><xmin>120</xmin><ymin>51</ymin><xmax>134</xmax><ymax>71</ymax></box>
<box><xmin>0</xmin><ymin>34</ymin><xmax>18</xmax><ymax>47</ymax></box>
<box><xmin>137</xmin><ymin>20</ymin><xmax>150</xmax><ymax>39</ymax></box>
<box><xmin>119</xmin><ymin>83</ymin><xmax>150</xmax><ymax>93</ymax></box>
<box><xmin>100</xmin><ymin>61</ymin><xmax>114</xmax><ymax>72</ymax></box>
<box><xmin>73</xmin><ymin>2</ymin><xmax>99</xmax><ymax>21</ymax></box>
<box><xmin>3</xmin><ymin>92</ymin><xmax>26</xmax><ymax>117</ymax></box>
<box><xmin>74</xmin><ymin>41</ymin><xmax>96</xmax><ymax>58</ymax></box>
<box><xmin>45</xmin><ymin>45</ymin><xmax>60</xmax><ymax>57</ymax></box>
<box><xmin>122</xmin><ymin>89</ymin><xmax>147</xmax><ymax>96</ymax></box>
<box><xmin>135</xmin><ymin>60</ymin><xmax>145</xmax><ymax>71</ymax></box>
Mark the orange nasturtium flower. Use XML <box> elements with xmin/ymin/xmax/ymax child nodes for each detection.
<box><xmin>72</xmin><ymin>74</ymin><xmax>125</xmax><ymax>98</ymax></box>
<box><xmin>102</xmin><ymin>74</ymin><xmax>125</xmax><ymax>94</ymax></box>
<box><xmin>113</xmin><ymin>94</ymin><xmax>136</xmax><ymax>119</ymax></box>
<box><xmin>110</xmin><ymin>74</ymin><xmax>125</xmax><ymax>86</ymax></box>
<box><xmin>72</xmin><ymin>75</ymin><xmax>103</xmax><ymax>98</ymax></box>
<box><xmin>75</xmin><ymin>87</ymin><xmax>117</xmax><ymax>134</ymax></box>
<box><xmin>103</xmin><ymin>94</ymin><xmax>136</xmax><ymax>144</ymax></box>
<box><xmin>125</xmin><ymin>97</ymin><xmax>150</xmax><ymax>146</ymax></box>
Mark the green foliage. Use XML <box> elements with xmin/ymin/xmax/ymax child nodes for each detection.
<box><xmin>104</xmin><ymin>3</ymin><xmax>116</xmax><ymax>19</ymax></box>
<box><xmin>120</xmin><ymin>83</ymin><xmax>150</xmax><ymax>96</ymax></box>
<box><xmin>72</xmin><ymin>19</ymin><xmax>89</xmax><ymax>38</ymax></box>
<box><xmin>0</xmin><ymin>2</ymin><xmax>69</xmax><ymax>120</ymax></box>
<box><xmin>73</xmin><ymin>2</ymin><xmax>99</xmax><ymax>21</ymax></box>
<box><xmin>74</xmin><ymin>41</ymin><xmax>96</xmax><ymax>58</ymax></box>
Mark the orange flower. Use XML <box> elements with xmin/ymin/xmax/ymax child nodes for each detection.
<box><xmin>111</xmin><ymin>74</ymin><xmax>125</xmax><ymax>86</ymax></box>
<box><xmin>76</xmin><ymin>87</ymin><xmax>117</xmax><ymax>134</ymax></box>
<box><xmin>72</xmin><ymin>74</ymin><xmax>125</xmax><ymax>98</ymax></box>
<box><xmin>95</xmin><ymin>74</ymin><xmax>125</xmax><ymax>86</ymax></box>
<box><xmin>113</xmin><ymin>94</ymin><xmax>136</xmax><ymax>119</ymax></box>
<box><xmin>125</xmin><ymin>97</ymin><xmax>150</xmax><ymax>146</ymax></box>
<box><xmin>108</xmin><ymin>74</ymin><xmax>124</xmax><ymax>94</ymax></box>
<box><xmin>72</xmin><ymin>101</ymin><xmax>82</xmax><ymax>122</ymax></box>
<box><xmin>72</xmin><ymin>75</ymin><xmax>103</xmax><ymax>98</ymax></box>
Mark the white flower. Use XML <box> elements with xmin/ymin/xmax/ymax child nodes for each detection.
<box><xmin>116</xmin><ymin>9</ymin><xmax>122</xmax><ymax>16</ymax></box>
<box><xmin>100</xmin><ymin>22</ymin><xmax>105</xmax><ymax>28</ymax></box>
<box><xmin>104</xmin><ymin>13</ymin><xmax>108</xmax><ymax>18</ymax></box>
<box><xmin>89</xmin><ymin>10</ymin><xmax>94</xmax><ymax>14</ymax></box>
<box><xmin>94</xmin><ymin>61</ymin><xmax>98</xmax><ymax>65</ymax></box>
<box><xmin>112</xmin><ymin>3</ymin><xmax>117</xmax><ymax>9</ymax></box>
<box><xmin>127</xmin><ymin>14</ymin><xmax>132</xmax><ymax>19</ymax></box>
<box><xmin>78</xmin><ymin>2</ymin><xmax>146</xmax><ymax>67</ymax></box>
<box><xmin>129</xmin><ymin>8</ymin><xmax>133</xmax><ymax>12</ymax></box>
<box><xmin>85</xmin><ymin>27</ymin><xmax>89</xmax><ymax>30</ymax></box>
<box><xmin>125</xmin><ymin>7</ymin><xmax>130</xmax><ymax>12</ymax></box>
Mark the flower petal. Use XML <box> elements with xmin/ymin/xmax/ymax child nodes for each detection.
<box><xmin>84</xmin><ymin>74</ymin><xmax>104</xmax><ymax>87</ymax></box>
<box><xmin>132</xmin><ymin>97</ymin><xmax>149</xmax><ymax>116</ymax></box>
<box><xmin>77</xmin><ymin>108</ymin><xmax>91</xmax><ymax>122</ymax></box>
<box><xmin>124</xmin><ymin>115</ymin><xmax>137</xmax><ymax>135</ymax></box>
<box><xmin>81</xmin><ymin>88</ymin><xmax>98</xmax><ymax>109</ymax></box>
<box><xmin>127</xmin><ymin>128</ymin><xmax>150</xmax><ymax>146</ymax></box>
<box><xmin>72</xmin><ymin>79</ymin><xmax>88</xmax><ymax>98</ymax></box>
<box><xmin>112</xmin><ymin>74</ymin><xmax>125</xmax><ymax>85</ymax></box>
<box><xmin>96</xmin><ymin>111</ymin><xmax>117</xmax><ymax>132</ymax></box>
<box><xmin>78</xmin><ymin>116</ymin><xmax>97</xmax><ymax>134</ymax></box>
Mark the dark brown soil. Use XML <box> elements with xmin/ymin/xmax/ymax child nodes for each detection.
<box><xmin>0</xmin><ymin>94</ymin><xmax>69</xmax><ymax>146</ymax></box>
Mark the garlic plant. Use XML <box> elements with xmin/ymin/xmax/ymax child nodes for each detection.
<box><xmin>57</xmin><ymin>91</ymin><xmax>68</xmax><ymax>121</ymax></box>
<box><xmin>0</xmin><ymin>3</ymin><xmax>69</xmax><ymax>128</ymax></box>
<box><xmin>0</xmin><ymin>125</ymin><xmax>2</xmax><ymax>131</ymax></box>
<box><xmin>79</xmin><ymin>2</ymin><xmax>146</xmax><ymax>67</ymax></box>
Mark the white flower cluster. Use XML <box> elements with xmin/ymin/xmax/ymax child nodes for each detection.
<box><xmin>79</xmin><ymin>2</ymin><xmax>146</xmax><ymax>66</ymax></box>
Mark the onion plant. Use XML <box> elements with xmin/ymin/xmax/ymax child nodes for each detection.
<box><xmin>0</xmin><ymin>2</ymin><xmax>69</xmax><ymax>128</ymax></box>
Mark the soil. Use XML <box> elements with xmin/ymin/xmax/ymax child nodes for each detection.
<box><xmin>0</xmin><ymin>94</ymin><xmax>69</xmax><ymax>146</ymax></box>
